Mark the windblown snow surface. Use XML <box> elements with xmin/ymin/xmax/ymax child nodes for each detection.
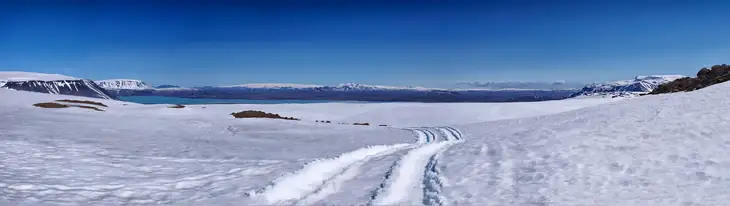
<box><xmin>2</xmin><ymin>81</ymin><xmax>729</xmax><ymax>205</ymax></box>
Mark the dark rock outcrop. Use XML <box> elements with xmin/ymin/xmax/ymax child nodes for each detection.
<box><xmin>649</xmin><ymin>64</ymin><xmax>730</xmax><ymax>95</ymax></box>
<box><xmin>2</xmin><ymin>79</ymin><xmax>117</xmax><ymax>100</ymax></box>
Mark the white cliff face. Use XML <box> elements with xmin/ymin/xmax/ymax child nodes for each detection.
<box><xmin>95</xmin><ymin>79</ymin><xmax>152</xmax><ymax>90</ymax></box>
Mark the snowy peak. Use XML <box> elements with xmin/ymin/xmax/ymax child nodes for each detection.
<box><xmin>95</xmin><ymin>79</ymin><xmax>152</xmax><ymax>90</ymax></box>
<box><xmin>571</xmin><ymin>75</ymin><xmax>686</xmax><ymax>98</ymax></box>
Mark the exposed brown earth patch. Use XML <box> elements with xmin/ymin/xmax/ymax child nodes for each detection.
<box><xmin>55</xmin><ymin>99</ymin><xmax>108</xmax><ymax>107</ymax></box>
<box><xmin>231</xmin><ymin>110</ymin><xmax>299</xmax><ymax>120</ymax></box>
<box><xmin>168</xmin><ymin>104</ymin><xmax>186</xmax><ymax>108</ymax></box>
<box><xmin>75</xmin><ymin>105</ymin><xmax>105</xmax><ymax>111</ymax></box>
<box><xmin>34</xmin><ymin>102</ymin><xmax>104</xmax><ymax>111</ymax></box>
<box><xmin>34</xmin><ymin>102</ymin><xmax>69</xmax><ymax>108</ymax></box>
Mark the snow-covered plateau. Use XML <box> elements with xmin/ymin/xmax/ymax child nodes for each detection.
<box><xmin>95</xmin><ymin>79</ymin><xmax>152</xmax><ymax>90</ymax></box>
<box><xmin>2</xmin><ymin>75</ymin><xmax>730</xmax><ymax>205</ymax></box>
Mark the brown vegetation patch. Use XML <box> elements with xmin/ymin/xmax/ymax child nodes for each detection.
<box><xmin>34</xmin><ymin>102</ymin><xmax>70</xmax><ymax>108</ymax></box>
<box><xmin>76</xmin><ymin>105</ymin><xmax>105</xmax><ymax>111</ymax></box>
<box><xmin>231</xmin><ymin>110</ymin><xmax>299</xmax><ymax>120</ymax></box>
<box><xmin>353</xmin><ymin>122</ymin><xmax>370</xmax><ymax>126</ymax></box>
<box><xmin>168</xmin><ymin>104</ymin><xmax>186</xmax><ymax>108</ymax></box>
<box><xmin>649</xmin><ymin>64</ymin><xmax>730</xmax><ymax>95</ymax></box>
<box><xmin>56</xmin><ymin>99</ymin><xmax>108</xmax><ymax>107</ymax></box>
<box><xmin>34</xmin><ymin>102</ymin><xmax>104</xmax><ymax>111</ymax></box>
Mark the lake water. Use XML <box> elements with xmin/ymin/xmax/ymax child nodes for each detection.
<box><xmin>118</xmin><ymin>96</ymin><xmax>344</xmax><ymax>105</ymax></box>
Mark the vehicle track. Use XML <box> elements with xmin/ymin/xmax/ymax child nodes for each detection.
<box><xmin>247</xmin><ymin>126</ymin><xmax>464</xmax><ymax>206</ymax></box>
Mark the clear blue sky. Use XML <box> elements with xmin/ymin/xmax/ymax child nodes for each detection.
<box><xmin>1</xmin><ymin>0</ymin><xmax>729</xmax><ymax>87</ymax></box>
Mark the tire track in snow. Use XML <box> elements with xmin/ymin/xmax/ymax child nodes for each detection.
<box><xmin>292</xmin><ymin>128</ymin><xmax>433</xmax><ymax>205</ymax></box>
<box><xmin>371</xmin><ymin>127</ymin><xmax>464</xmax><ymax>206</ymax></box>
<box><xmin>366</xmin><ymin>127</ymin><xmax>441</xmax><ymax>203</ymax></box>
<box><xmin>247</xmin><ymin>128</ymin><xmax>429</xmax><ymax>205</ymax></box>
<box><xmin>414</xmin><ymin>129</ymin><xmax>429</xmax><ymax>144</ymax></box>
<box><xmin>247</xmin><ymin>144</ymin><xmax>410</xmax><ymax>205</ymax></box>
<box><xmin>423</xmin><ymin>129</ymin><xmax>438</xmax><ymax>142</ymax></box>
<box><xmin>442</xmin><ymin>126</ymin><xmax>462</xmax><ymax>140</ymax></box>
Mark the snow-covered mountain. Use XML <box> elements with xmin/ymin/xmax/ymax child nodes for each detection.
<box><xmin>95</xmin><ymin>79</ymin><xmax>152</xmax><ymax>90</ymax></box>
<box><xmin>0</xmin><ymin>71</ymin><xmax>76</xmax><ymax>87</ymax></box>
<box><xmin>570</xmin><ymin>75</ymin><xmax>685</xmax><ymax>98</ymax></box>
<box><xmin>0</xmin><ymin>72</ymin><xmax>117</xmax><ymax>99</ymax></box>
<box><xmin>2</xmin><ymin>80</ymin><xmax>116</xmax><ymax>100</ymax></box>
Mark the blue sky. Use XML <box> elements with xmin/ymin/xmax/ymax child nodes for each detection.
<box><xmin>1</xmin><ymin>0</ymin><xmax>729</xmax><ymax>87</ymax></box>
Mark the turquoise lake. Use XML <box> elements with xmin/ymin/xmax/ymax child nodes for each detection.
<box><xmin>118</xmin><ymin>96</ymin><xmax>344</xmax><ymax>105</ymax></box>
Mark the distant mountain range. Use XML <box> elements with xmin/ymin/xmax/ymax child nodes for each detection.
<box><xmin>569</xmin><ymin>75</ymin><xmax>686</xmax><ymax>98</ymax></box>
<box><xmin>457</xmin><ymin>81</ymin><xmax>587</xmax><ymax>90</ymax></box>
<box><xmin>98</xmin><ymin>81</ymin><xmax>577</xmax><ymax>102</ymax></box>
<box><xmin>95</xmin><ymin>79</ymin><xmax>152</xmax><ymax>90</ymax></box>
<box><xmin>0</xmin><ymin>71</ymin><xmax>686</xmax><ymax>102</ymax></box>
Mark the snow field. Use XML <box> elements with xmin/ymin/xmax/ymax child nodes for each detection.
<box><xmin>438</xmin><ymin>82</ymin><xmax>730</xmax><ymax>205</ymax></box>
<box><xmin>2</xmin><ymin>84</ymin><xmax>641</xmax><ymax>205</ymax></box>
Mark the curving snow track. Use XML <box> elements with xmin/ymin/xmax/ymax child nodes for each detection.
<box><xmin>246</xmin><ymin>126</ymin><xmax>464</xmax><ymax>206</ymax></box>
<box><xmin>370</xmin><ymin>127</ymin><xmax>464</xmax><ymax>206</ymax></box>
